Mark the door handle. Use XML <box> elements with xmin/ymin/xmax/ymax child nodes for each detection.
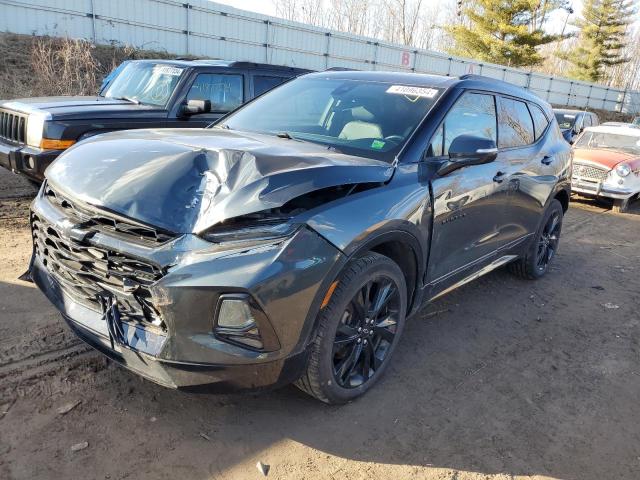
<box><xmin>541</xmin><ymin>155</ymin><xmax>554</xmax><ymax>165</ymax></box>
<box><xmin>493</xmin><ymin>171</ymin><xmax>506</xmax><ymax>183</ymax></box>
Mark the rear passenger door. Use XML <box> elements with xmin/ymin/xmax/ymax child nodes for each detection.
<box><xmin>496</xmin><ymin>96</ymin><xmax>556</xmax><ymax>250</ymax></box>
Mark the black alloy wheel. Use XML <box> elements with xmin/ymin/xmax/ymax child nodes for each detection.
<box><xmin>332</xmin><ymin>276</ymin><xmax>401</xmax><ymax>388</ymax></box>
<box><xmin>295</xmin><ymin>252</ymin><xmax>407</xmax><ymax>404</ymax></box>
<box><xmin>536</xmin><ymin>209</ymin><xmax>561</xmax><ymax>273</ymax></box>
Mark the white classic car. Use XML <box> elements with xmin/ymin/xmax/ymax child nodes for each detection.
<box><xmin>571</xmin><ymin>125</ymin><xmax>640</xmax><ymax>212</ymax></box>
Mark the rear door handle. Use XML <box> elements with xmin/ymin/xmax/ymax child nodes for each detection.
<box><xmin>493</xmin><ymin>171</ymin><xmax>506</xmax><ymax>183</ymax></box>
<box><xmin>541</xmin><ymin>155</ymin><xmax>554</xmax><ymax>165</ymax></box>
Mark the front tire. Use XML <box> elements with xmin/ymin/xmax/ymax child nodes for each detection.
<box><xmin>612</xmin><ymin>197</ymin><xmax>630</xmax><ymax>213</ymax></box>
<box><xmin>295</xmin><ymin>252</ymin><xmax>407</xmax><ymax>404</ymax></box>
<box><xmin>509</xmin><ymin>199</ymin><xmax>563</xmax><ymax>280</ymax></box>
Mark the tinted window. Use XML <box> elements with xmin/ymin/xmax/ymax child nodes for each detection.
<box><xmin>498</xmin><ymin>97</ymin><xmax>534</xmax><ymax>148</ymax></box>
<box><xmin>186</xmin><ymin>74</ymin><xmax>243</xmax><ymax>112</ymax></box>
<box><xmin>428</xmin><ymin>93</ymin><xmax>497</xmax><ymax>156</ymax></box>
<box><xmin>254</xmin><ymin>76</ymin><xmax>287</xmax><ymax>96</ymax></box>
<box><xmin>555</xmin><ymin>112</ymin><xmax>576</xmax><ymax>129</ymax></box>
<box><xmin>529</xmin><ymin>103</ymin><xmax>549</xmax><ymax>140</ymax></box>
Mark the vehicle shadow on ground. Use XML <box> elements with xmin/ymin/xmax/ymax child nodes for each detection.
<box><xmin>3</xmin><ymin>206</ymin><xmax>640</xmax><ymax>480</ymax></box>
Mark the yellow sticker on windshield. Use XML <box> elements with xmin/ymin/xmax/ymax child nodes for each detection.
<box><xmin>386</xmin><ymin>85</ymin><xmax>438</xmax><ymax>98</ymax></box>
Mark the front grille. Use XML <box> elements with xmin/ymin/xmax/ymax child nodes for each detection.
<box><xmin>572</xmin><ymin>163</ymin><xmax>609</xmax><ymax>182</ymax></box>
<box><xmin>44</xmin><ymin>184</ymin><xmax>175</xmax><ymax>244</ymax></box>
<box><xmin>31</xmin><ymin>212</ymin><xmax>166</xmax><ymax>330</ymax></box>
<box><xmin>0</xmin><ymin>109</ymin><xmax>27</xmax><ymax>144</ymax></box>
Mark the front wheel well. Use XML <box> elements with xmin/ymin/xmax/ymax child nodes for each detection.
<box><xmin>554</xmin><ymin>189</ymin><xmax>570</xmax><ymax>213</ymax></box>
<box><xmin>368</xmin><ymin>240</ymin><xmax>417</xmax><ymax>311</ymax></box>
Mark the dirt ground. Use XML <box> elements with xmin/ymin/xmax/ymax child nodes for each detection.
<box><xmin>0</xmin><ymin>167</ymin><xmax>639</xmax><ymax>480</ymax></box>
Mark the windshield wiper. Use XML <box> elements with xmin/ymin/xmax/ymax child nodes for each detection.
<box><xmin>112</xmin><ymin>96</ymin><xmax>140</xmax><ymax>105</ymax></box>
<box><xmin>276</xmin><ymin>131</ymin><xmax>294</xmax><ymax>139</ymax></box>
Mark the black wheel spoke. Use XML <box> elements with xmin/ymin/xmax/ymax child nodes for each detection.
<box><xmin>343</xmin><ymin>342</ymin><xmax>363</xmax><ymax>381</ymax></box>
<box><xmin>362</xmin><ymin>343</ymin><xmax>372</xmax><ymax>378</ymax></box>
<box><xmin>374</xmin><ymin>325</ymin><xmax>395</xmax><ymax>343</ymax></box>
<box><xmin>371</xmin><ymin>281</ymin><xmax>394</xmax><ymax>317</ymax></box>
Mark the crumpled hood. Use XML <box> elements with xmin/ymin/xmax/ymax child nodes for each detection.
<box><xmin>46</xmin><ymin>128</ymin><xmax>394</xmax><ymax>234</ymax></box>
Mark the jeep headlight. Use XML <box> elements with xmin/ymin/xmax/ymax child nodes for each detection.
<box><xmin>26</xmin><ymin>112</ymin><xmax>48</xmax><ymax>148</ymax></box>
<box><xmin>615</xmin><ymin>163</ymin><xmax>631</xmax><ymax>177</ymax></box>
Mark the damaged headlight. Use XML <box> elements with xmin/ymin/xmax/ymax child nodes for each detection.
<box><xmin>201</xmin><ymin>220</ymin><xmax>300</xmax><ymax>245</ymax></box>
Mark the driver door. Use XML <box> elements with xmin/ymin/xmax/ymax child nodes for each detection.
<box><xmin>425</xmin><ymin>91</ymin><xmax>510</xmax><ymax>298</ymax></box>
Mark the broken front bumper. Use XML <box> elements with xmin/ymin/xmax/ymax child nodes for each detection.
<box><xmin>29</xmin><ymin>191</ymin><xmax>344</xmax><ymax>391</ymax></box>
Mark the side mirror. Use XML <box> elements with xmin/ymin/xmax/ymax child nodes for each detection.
<box><xmin>181</xmin><ymin>99</ymin><xmax>211</xmax><ymax>116</ymax></box>
<box><xmin>437</xmin><ymin>135</ymin><xmax>498</xmax><ymax>176</ymax></box>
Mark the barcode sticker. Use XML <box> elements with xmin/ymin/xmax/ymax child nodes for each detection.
<box><xmin>386</xmin><ymin>85</ymin><xmax>439</xmax><ymax>98</ymax></box>
<box><xmin>154</xmin><ymin>66</ymin><xmax>184</xmax><ymax>76</ymax></box>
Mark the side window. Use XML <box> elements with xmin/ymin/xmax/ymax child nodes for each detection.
<box><xmin>253</xmin><ymin>76</ymin><xmax>287</xmax><ymax>97</ymax></box>
<box><xmin>498</xmin><ymin>97</ymin><xmax>534</xmax><ymax>148</ymax></box>
<box><xmin>528</xmin><ymin>103</ymin><xmax>549</xmax><ymax>140</ymax></box>
<box><xmin>592</xmin><ymin>114</ymin><xmax>599</xmax><ymax>126</ymax></box>
<box><xmin>427</xmin><ymin>92</ymin><xmax>497</xmax><ymax>157</ymax></box>
<box><xmin>583</xmin><ymin>115</ymin><xmax>592</xmax><ymax>127</ymax></box>
<box><xmin>186</xmin><ymin>73</ymin><xmax>243</xmax><ymax>112</ymax></box>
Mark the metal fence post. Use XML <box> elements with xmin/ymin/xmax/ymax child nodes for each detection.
<box><xmin>325</xmin><ymin>32</ymin><xmax>331</xmax><ymax>69</ymax></box>
<box><xmin>90</xmin><ymin>0</ymin><xmax>97</xmax><ymax>43</ymax></box>
<box><xmin>264</xmin><ymin>20</ymin><xmax>270</xmax><ymax>63</ymax></box>
<box><xmin>184</xmin><ymin>3</ymin><xmax>190</xmax><ymax>55</ymax></box>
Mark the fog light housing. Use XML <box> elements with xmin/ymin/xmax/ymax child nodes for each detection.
<box><xmin>25</xmin><ymin>156</ymin><xmax>35</xmax><ymax>170</ymax></box>
<box><xmin>214</xmin><ymin>294</ymin><xmax>280</xmax><ymax>351</ymax></box>
<box><xmin>217</xmin><ymin>297</ymin><xmax>256</xmax><ymax>330</ymax></box>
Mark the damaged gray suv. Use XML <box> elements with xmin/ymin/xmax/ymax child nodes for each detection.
<box><xmin>29</xmin><ymin>71</ymin><xmax>570</xmax><ymax>403</ymax></box>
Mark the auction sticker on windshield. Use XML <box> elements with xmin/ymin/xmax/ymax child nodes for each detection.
<box><xmin>386</xmin><ymin>85</ymin><xmax>439</xmax><ymax>98</ymax></box>
<box><xmin>154</xmin><ymin>66</ymin><xmax>183</xmax><ymax>76</ymax></box>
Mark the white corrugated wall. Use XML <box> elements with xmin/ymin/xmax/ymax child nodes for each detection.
<box><xmin>1</xmin><ymin>0</ymin><xmax>638</xmax><ymax>113</ymax></box>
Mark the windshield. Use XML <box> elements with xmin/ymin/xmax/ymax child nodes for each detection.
<box><xmin>574</xmin><ymin>131</ymin><xmax>640</xmax><ymax>155</ymax></box>
<box><xmin>103</xmin><ymin>62</ymin><xmax>184</xmax><ymax>106</ymax></box>
<box><xmin>219</xmin><ymin>76</ymin><xmax>442</xmax><ymax>161</ymax></box>
<box><xmin>555</xmin><ymin>113</ymin><xmax>577</xmax><ymax>129</ymax></box>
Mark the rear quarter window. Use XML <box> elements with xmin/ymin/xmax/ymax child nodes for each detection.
<box><xmin>253</xmin><ymin>76</ymin><xmax>287</xmax><ymax>96</ymax></box>
<box><xmin>528</xmin><ymin>103</ymin><xmax>549</xmax><ymax>140</ymax></box>
<box><xmin>498</xmin><ymin>97</ymin><xmax>534</xmax><ymax>148</ymax></box>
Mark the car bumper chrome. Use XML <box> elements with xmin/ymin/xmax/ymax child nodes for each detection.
<box><xmin>571</xmin><ymin>179</ymin><xmax>636</xmax><ymax>200</ymax></box>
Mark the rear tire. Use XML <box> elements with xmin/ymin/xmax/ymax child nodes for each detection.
<box><xmin>295</xmin><ymin>252</ymin><xmax>407</xmax><ymax>404</ymax></box>
<box><xmin>509</xmin><ymin>199</ymin><xmax>563</xmax><ymax>280</ymax></box>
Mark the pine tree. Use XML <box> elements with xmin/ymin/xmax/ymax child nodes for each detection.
<box><xmin>446</xmin><ymin>0</ymin><xmax>567</xmax><ymax>68</ymax></box>
<box><xmin>562</xmin><ymin>0</ymin><xmax>635</xmax><ymax>82</ymax></box>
